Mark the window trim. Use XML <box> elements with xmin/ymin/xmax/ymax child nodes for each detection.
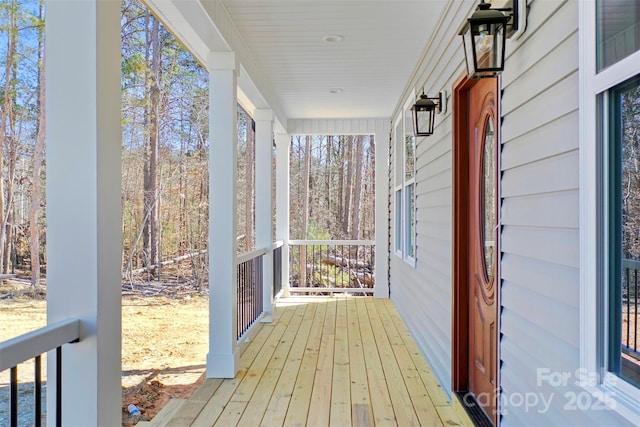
<box><xmin>402</xmin><ymin>93</ymin><xmax>417</xmax><ymax>267</ymax></box>
<box><xmin>392</xmin><ymin>93</ymin><xmax>418</xmax><ymax>266</ymax></box>
<box><xmin>394</xmin><ymin>187</ymin><xmax>403</xmax><ymax>257</ymax></box>
<box><xmin>393</xmin><ymin>112</ymin><xmax>404</xmax><ymax>258</ymax></box>
<box><xmin>579</xmin><ymin>1</ymin><xmax>640</xmax><ymax>423</ymax></box>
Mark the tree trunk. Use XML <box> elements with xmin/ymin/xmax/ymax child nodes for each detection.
<box><xmin>143</xmin><ymin>15</ymin><xmax>161</xmax><ymax>275</ymax></box>
<box><xmin>325</xmin><ymin>135</ymin><xmax>332</xmax><ymax>232</ymax></box>
<box><xmin>300</xmin><ymin>135</ymin><xmax>312</xmax><ymax>287</ymax></box>
<box><xmin>343</xmin><ymin>136</ymin><xmax>354</xmax><ymax>234</ymax></box>
<box><xmin>245</xmin><ymin>117</ymin><xmax>255</xmax><ymax>251</ymax></box>
<box><xmin>350</xmin><ymin>135</ymin><xmax>364</xmax><ymax>240</ymax></box>
<box><xmin>337</xmin><ymin>136</ymin><xmax>344</xmax><ymax>230</ymax></box>
<box><xmin>0</xmin><ymin>0</ymin><xmax>18</xmax><ymax>273</ymax></box>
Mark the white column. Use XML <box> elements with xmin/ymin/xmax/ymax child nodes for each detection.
<box><xmin>207</xmin><ymin>51</ymin><xmax>239</xmax><ymax>378</ymax></box>
<box><xmin>45</xmin><ymin>1</ymin><xmax>122</xmax><ymax>425</ymax></box>
<box><xmin>374</xmin><ymin>131</ymin><xmax>390</xmax><ymax>298</ymax></box>
<box><xmin>275</xmin><ymin>133</ymin><xmax>291</xmax><ymax>296</ymax></box>
<box><xmin>254</xmin><ymin>109</ymin><xmax>274</xmax><ymax>320</ymax></box>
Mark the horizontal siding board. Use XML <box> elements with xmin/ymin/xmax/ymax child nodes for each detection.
<box><xmin>415</xmin><ymin>187</ymin><xmax>451</xmax><ymax>208</ymax></box>
<box><xmin>502</xmin><ymin>72</ymin><xmax>578</xmax><ymax>142</ymax></box>
<box><xmin>502</xmin><ymin>0</ymin><xmax>577</xmax><ymax>87</ymax></box>
<box><xmin>501</xmin><ymin>190</ymin><xmax>579</xmax><ymax>229</ymax></box>
<box><xmin>500</xmin><ymin>365</ymin><xmax>577</xmax><ymax>426</ymax></box>
<box><xmin>501</xmin><ymin>226</ymin><xmax>579</xmax><ymax>268</ymax></box>
<box><xmin>500</xmin><ymin>253</ymin><xmax>578</xmax><ymax>308</ymax></box>
<box><xmin>417</xmin><ymin>223</ymin><xmax>452</xmax><ymax>243</ymax></box>
<box><xmin>501</xmin><ymin>150</ymin><xmax>579</xmax><ymax>197</ymax></box>
<box><xmin>391</xmin><ymin>266</ymin><xmax>452</xmax><ymax>394</ymax></box>
<box><xmin>501</xmin><ymin>307</ymin><xmax>579</xmax><ymax>367</ymax></box>
<box><xmin>501</xmin><ymin>359</ymin><xmax>629</xmax><ymax>427</ymax></box>
<box><xmin>419</xmin><ymin>173</ymin><xmax>451</xmax><ymax>196</ymax></box>
<box><xmin>418</xmin><ymin>244</ymin><xmax>452</xmax><ymax>279</ymax></box>
<box><xmin>502</xmin><ymin>31</ymin><xmax>578</xmax><ymax>115</ymax></box>
<box><xmin>501</xmin><ymin>111</ymin><xmax>578</xmax><ymax>170</ymax></box>
<box><xmin>502</xmin><ymin>283</ymin><xmax>580</xmax><ymax>348</ymax></box>
<box><xmin>419</xmin><ymin>158</ymin><xmax>451</xmax><ymax>184</ymax></box>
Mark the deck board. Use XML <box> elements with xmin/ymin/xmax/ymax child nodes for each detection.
<box><xmin>159</xmin><ymin>296</ymin><xmax>464</xmax><ymax>426</ymax></box>
<box><xmin>330</xmin><ymin>297</ymin><xmax>352</xmax><ymax>426</ymax></box>
<box><xmin>261</xmin><ymin>299</ymin><xmax>317</xmax><ymax>427</ymax></box>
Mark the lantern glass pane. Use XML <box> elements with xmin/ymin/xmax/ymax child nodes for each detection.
<box><xmin>415</xmin><ymin>110</ymin><xmax>432</xmax><ymax>136</ymax></box>
<box><xmin>472</xmin><ymin>22</ymin><xmax>505</xmax><ymax>73</ymax></box>
<box><xmin>461</xmin><ymin>26</ymin><xmax>474</xmax><ymax>77</ymax></box>
<box><xmin>405</xmin><ymin>107</ymin><xmax>415</xmax><ymax>179</ymax></box>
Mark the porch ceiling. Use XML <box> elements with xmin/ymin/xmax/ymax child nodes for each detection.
<box><xmin>148</xmin><ymin>0</ymin><xmax>447</xmax><ymax>123</ymax></box>
<box><xmin>218</xmin><ymin>0</ymin><xmax>446</xmax><ymax>120</ymax></box>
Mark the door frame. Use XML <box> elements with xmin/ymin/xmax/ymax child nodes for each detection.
<box><xmin>452</xmin><ymin>72</ymin><xmax>501</xmax><ymax>424</ymax></box>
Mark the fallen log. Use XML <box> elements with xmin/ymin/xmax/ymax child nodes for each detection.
<box><xmin>322</xmin><ymin>255</ymin><xmax>370</xmax><ymax>270</ymax></box>
<box><xmin>128</xmin><ymin>249</ymin><xmax>208</xmax><ymax>276</ymax></box>
<box><xmin>350</xmin><ymin>271</ymin><xmax>374</xmax><ymax>287</ymax></box>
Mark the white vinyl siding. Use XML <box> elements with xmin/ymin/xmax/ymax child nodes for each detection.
<box><xmin>499</xmin><ymin>0</ymin><xmax>629</xmax><ymax>424</ymax></box>
<box><xmin>389</xmin><ymin>0</ymin><xmax>464</xmax><ymax>394</ymax></box>
<box><xmin>388</xmin><ymin>0</ymin><xmax>634</xmax><ymax>425</ymax></box>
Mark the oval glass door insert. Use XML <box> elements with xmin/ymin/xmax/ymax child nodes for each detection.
<box><xmin>482</xmin><ymin>117</ymin><xmax>496</xmax><ymax>282</ymax></box>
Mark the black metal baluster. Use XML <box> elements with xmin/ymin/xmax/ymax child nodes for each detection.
<box><xmin>35</xmin><ymin>355</ymin><xmax>42</xmax><ymax>427</ymax></box>
<box><xmin>10</xmin><ymin>366</ymin><xmax>17</xmax><ymax>427</ymax></box>
<box><xmin>257</xmin><ymin>256</ymin><xmax>263</xmax><ymax>319</ymax></box>
<box><xmin>635</xmin><ymin>268</ymin><xmax>638</xmax><ymax>352</ymax></box>
<box><xmin>627</xmin><ymin>266</ymin><xmax>631</xmax><ymax>347</ymax></box>
<box><xmin>56</xmin><ymin>346</ymin><xmax>62</xmax><ymax>427</ymax></box>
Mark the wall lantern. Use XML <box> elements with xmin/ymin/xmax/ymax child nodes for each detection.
<box><xmin>411</xmin><ymin>91</ymin><xmax>443</xmax><ymax>137</ymax></box>
<box><xmin>458</xmin><ymin>0</ymin><xmax>526</xmax><ymax>79</ymax></box>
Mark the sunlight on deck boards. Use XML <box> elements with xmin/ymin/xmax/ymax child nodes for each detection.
<box><xmin>159</xmin><ymin>296</ymin><xmax>463</xmax><ymax>427</ymax></box>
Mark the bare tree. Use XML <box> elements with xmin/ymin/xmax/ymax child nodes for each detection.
<box><xmin>29</xmin><ymin>0</ymin><xmax>45</xmax><ymax>286</ymax></box>
<box><xmin>142</xmin><ymin>13</ymin><xmax>161</xmax><ymax>274</ymax></box>
<box><xmin>0</xmin><ymin>0</ymin><xmax>18</xmax><ymax>273</ymax></box>
<box><xmin>350</xmin><ymin>135</ymin><xmax>364</xmax><ymax>240</ymax></box>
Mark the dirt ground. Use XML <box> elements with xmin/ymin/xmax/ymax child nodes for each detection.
<box><xmin>0</xmin><ymin>281</ymin><xmax>209</xmax><ymax>425</ymax></box>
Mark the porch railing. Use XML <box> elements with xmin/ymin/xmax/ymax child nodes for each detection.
<box><xmin>289</xmin><ymin>240</ymin><xmax>374</xmax><ymax>295</ymax></box>
<box><xmin>0</xmin><ymin>319</ymin><xmax>80</xmax><ymax>427</ymax></box>
<box><xmin>273</xmin><ymin>241</ymin><xmax>284</xmax><ymax>298</ymax></box>
<box><xmin>623</xmin><ymin>258</ymin><xmax>640</xmax><ymax>357</ymax></box>
<box><xmin>237</xmin><ymin>249</ymin><xmax>266</xmax><ymax>340</ymax></box>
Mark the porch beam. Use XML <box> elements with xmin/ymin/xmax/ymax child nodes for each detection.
<box><xmin>207</xmin><ymin>51</ymin><xmax>240</xmax><ymax>378</ymax></box>
<box><xmin>45</xmin><ymin>0</ymin><xmax>122</xmax><ymax>424</ymax></box>
<box><xmin>254</xmin><ymin>109</ymin><xmax>275</xmax><ymax>320</ymax></box>
<box><xmin>275</xmin><ymin>133</ymin><xmax>291</xmax><ymax>296</ymax></box>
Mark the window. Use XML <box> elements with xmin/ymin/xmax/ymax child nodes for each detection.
<box><xmin>404</xmin><ymin>106</ymin><xmax>416</xmax><ymax>261</ymax></box>
<box><xmin>597</xmin><ymin>0</ymin><xmax>640</xmax><ymax>71</ymax></box>
<box><xmin>394</xmin><ymin>119</ymin><xmax>403</xmax><ymax>255</ymax></box>
<box><xmin>393</xmin><ymin>94</ymin><xmax>417</xmax><ymax>264</ymax></box>
<box><xmin>580</xmin><ymin>1</ymin><xmax>640</xmax><ymax>423</ymax></box>
<box><xmin>607</xmin><ymin>76</ymin><xmax>640</xmax><ymax>388</ymax></box>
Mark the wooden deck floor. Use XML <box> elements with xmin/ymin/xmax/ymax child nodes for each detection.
<box><xmin>152</xmin><ymin>296</ymin><xmax>464</xmax><ymax>427</ymax></box>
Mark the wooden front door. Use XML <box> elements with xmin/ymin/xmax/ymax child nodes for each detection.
<box><xmin>468</xmin><ymin>76</ymin><xmax>499</xmax><ymax>421</ymax></box>
<box><xmin>453</xmin><ymin>75</ymin><xmax>499</xmax><ymax>425</ymax></box>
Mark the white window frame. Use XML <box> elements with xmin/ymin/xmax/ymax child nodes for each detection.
<box><xmin>392</xmin><ymin>92</ymin><xmax>418</xmax><ymax>267</ymax></box>
<box><xmin>403</xmin><ymin>94</ymin><xmax>417</xmax><ymax>267</ymax></box>
<box><xmin>579</xmin><ymin>1</ymin><xmax>640</xmax><ymax>423</ymax></box>
<box><xmin>393</xmin><ymin>113</ymin><xmax>404</xmax><ymax>258</ymax></box>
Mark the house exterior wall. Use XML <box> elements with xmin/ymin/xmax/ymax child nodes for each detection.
<box><xmin>389</xmin><ymin>0</ymin><xmax>632</xmax><ymax>425</ymax></box>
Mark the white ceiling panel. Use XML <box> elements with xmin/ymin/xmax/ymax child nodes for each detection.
<box><xmin>217</xmin><ymin>0</ymin><xmax>446</xmax><ymax>120</ymax></box>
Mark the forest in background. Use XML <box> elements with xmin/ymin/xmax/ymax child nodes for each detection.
<box><xmin>0</xmin><ymin>0</ymin><xmax>375</xmax><ymax>290</ymax></box>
